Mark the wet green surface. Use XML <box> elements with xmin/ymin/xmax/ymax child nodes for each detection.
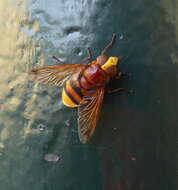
<box><xmin>0</xmin><ymin>0</ymin><xmax>177</xmax><ymax>190</ymax></box>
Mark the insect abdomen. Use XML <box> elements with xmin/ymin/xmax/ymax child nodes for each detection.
<box><xmin>62</xmin><ymin>63</ymin><xmax>109</xmax><ymax>107</ymax></box>
<box><xmin>62</xmin><ymin>80</ymin><xmax>83</xmax><ymax>107</ymax></box>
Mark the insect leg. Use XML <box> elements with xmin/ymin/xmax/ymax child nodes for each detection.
<box><xmin>116</xmin><ymin>72</ymin><xmax>132</xmax><ymax>79</ymax></box>
<box><xmin>87</xmin><ymin>47</ymin><xmax>92</xmax><ymax>61</ymax></box>
<box><xmin>79</xmin><ymin>48</ymin><xmax>93</xmax><ymax>64</ymax></box>
<box><xmin>107</xmin><ymin>88</ymin><xmax>133</xmax><ymax>94</ymax></box>
<box><xmin>101</xmin><ymin>33</ymin><xmax>117</xmax><ymax>55</ymax></box>
<box><xmin>52</xmin><ymin>56</ymin><xmax>64</xmax><ymax>63</ymax></box>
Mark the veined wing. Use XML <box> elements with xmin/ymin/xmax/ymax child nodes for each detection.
<box><xmin>29</xmin><ymin>64</ymin><xmax>85</xmax><ymax>87</ymax></box>
<box><xmin>78</xmin><ymin>88</ymin><xmax>104</xmax><ymax>144</ymax></box>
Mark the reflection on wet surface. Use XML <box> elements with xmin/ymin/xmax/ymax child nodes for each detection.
<box><xmin>0</xmin><ymin>0</ymin><xmax>177</xmax><ymax>189</ymax></box>
<box><xmin>44</xmin><ymin>153</ymin><xmax>60</xmax><ymax>162</ymax></box>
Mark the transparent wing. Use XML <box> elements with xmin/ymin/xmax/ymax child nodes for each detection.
<box><xmin>29</xmin><ymin>64</ymin><xmax>85</xmax><ymax>87</ymax></box>
<box><xmin>78</xmin><ymin>88</ymin><xmax>104</xmax><ymax>143</ymax></box>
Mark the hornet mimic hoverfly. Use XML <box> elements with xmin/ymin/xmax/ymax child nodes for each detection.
<box><xmin>30</xmin><ymin>34</ymin><xmax>131</xmax><ymax>144</ymax></box>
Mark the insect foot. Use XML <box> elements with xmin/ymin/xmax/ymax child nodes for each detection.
<box><xmin>107</xmin><ymin>88</ymin><xmax>134</xmax><ymax>95</ymax></box>
<box><xmin>116</xmin><ymin>72</ymin><xmax>132</xmax><ymax>79</ymax></box>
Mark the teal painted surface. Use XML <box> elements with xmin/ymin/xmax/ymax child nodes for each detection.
<box><xmin>0</xmin><ymin>0</ymin><xmax>177</xmax><ymax>189</ymax></box>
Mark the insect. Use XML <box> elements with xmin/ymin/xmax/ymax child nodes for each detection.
<box><xmin>30</xmin><ymin>34</ymin><xmax>131</xmax><ymax>144</ymax></box>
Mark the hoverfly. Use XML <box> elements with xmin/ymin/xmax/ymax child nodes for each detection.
<box><xmin>30</xmin><ymin>34</ymin><xmax>130</xmax><ymax>144</ymax></box>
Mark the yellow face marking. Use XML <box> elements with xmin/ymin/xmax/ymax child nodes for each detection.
<box><xmin>101</xmin><ymin>57</ymin><xmax>119</xmax><ymax>70</ymax></box>
<box><xmin>62</xmin><ymin>88</ymin><xmax>78</xmax><ymax>108</ymax></box>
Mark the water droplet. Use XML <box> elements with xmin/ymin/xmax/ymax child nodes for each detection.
<box><xmin>78</xmin><ymin>51</ymin><xmax>83</xmax><ymax>56</ymax></box>
<box><xmin>119</xmin><ymin>35</ymin><xmax>124</xmax><ymax>40</ymax></box>
<box><xmin>44</xmin><ymin>154</ymin><xmax>60</xmax><ymax>162</ymax></box>
<box><xmin>65</xmin><ymin>120</ymin><xmax>70</xmax><ymax>127</ymax></box>
<box><xmin>131</xmin><ymin>156</ymin><xmax>136</xmax><ymax>161</ymax></box>
<box><xmin>37</xmin><ymin>124</ymin><xmax>45</xmax><ymax>132</ymax></box>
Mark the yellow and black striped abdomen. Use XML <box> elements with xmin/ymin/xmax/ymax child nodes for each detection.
<box><xmin>62</xmin><ymin>80</ymin><xmax>83</xmax><ymax>107</ymax></box>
